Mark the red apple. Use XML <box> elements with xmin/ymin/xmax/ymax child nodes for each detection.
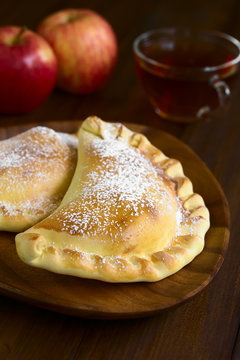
<box><xmin>0</xmin><ymin>26</ymin><xmax>57</xmax><ymax>114</ymax></box>
<box><xmin>37</xmin><ymin>9</ymin><xmax>118</xmax><ymax>94</ymax></box>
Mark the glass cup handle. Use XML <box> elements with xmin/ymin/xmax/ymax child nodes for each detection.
<box><xmin>197</xmin><ymin>75</ymin><xmax>231</xmax><ymax>120</ymax></box>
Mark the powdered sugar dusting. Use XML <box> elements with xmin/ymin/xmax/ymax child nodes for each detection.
<box><xmin>54</xmin><ymin>135</ymin><xmax>177</xmax><ymax>239</ymax></box>
<box><xmin>0</xmin><ymin>127</ymin><xmax>77</xmax><ymax>172</ymax></box>
<box><xmin>56</xmin><ymin>131</ymin><xmax>78</xmax><ymax>149</ymax></box>
<box><xmin>0</xmin><ymin>126</ymin><xmax>77</xmax><ymax>222</ymax></box>
<box><xmin>0</xmin><ymin>194</ymin><xmax>61</xmax><ymax>219</ymax></box>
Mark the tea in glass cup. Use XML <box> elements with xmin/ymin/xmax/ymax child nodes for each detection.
<box><xmin>133</xmin><ymin>28</ymin><xmax>240</xmax><ymax>123</ymax></box>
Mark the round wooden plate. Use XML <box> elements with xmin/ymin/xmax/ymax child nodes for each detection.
<box><xmin>0</xmin><ymin>121</ymin><xmax>230</xmax><ymax>319</ymax></box>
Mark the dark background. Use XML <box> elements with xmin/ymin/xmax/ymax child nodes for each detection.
<box><xmin>0</xmin><ymin>1</ymin><xmax>240</xmax><ymax>359</ymax></box>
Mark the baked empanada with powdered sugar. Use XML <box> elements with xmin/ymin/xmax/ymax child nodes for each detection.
<box><xmin>0</xmin><ymin>126</ymin><xmax>77</xmax><ymax>232</ymax></box>
<box><xmin>16</xmin><ymin>117</ymin><xmax>209</xmax><ymax>282</ymax></box>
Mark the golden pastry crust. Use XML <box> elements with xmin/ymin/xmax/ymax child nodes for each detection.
<box><xmin>0</xmin><ymin>126</ymin><xmax>78</xmax><ymax>232</ymax></box>
<box><xmin>15</xmin><ymin>117</ymin><xmax>210</xmax><ymax>282</ymax></box>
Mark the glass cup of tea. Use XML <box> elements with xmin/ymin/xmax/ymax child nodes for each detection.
<box><xmin>133</xmin><ymin>28</ymin><xmax>240</xmax><ymax>123</ymax></box>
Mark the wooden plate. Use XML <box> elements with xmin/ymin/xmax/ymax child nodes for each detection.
<box><xmin>0</xmin><ymin>121</ymin><xmax>230</xmax><ymax>319</ymax></box>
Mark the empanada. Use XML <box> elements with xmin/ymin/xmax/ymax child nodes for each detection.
<box><xmin>15</xmin><ymin>117</ymin><xmax>210</xmax><ymax>282</ymax></box>
<box><xmin>0</xmin><ymin>126</ymin><xmax>77</xmax><ymax>232</ymax></box>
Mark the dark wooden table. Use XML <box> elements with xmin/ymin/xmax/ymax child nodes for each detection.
<box><xmin>0</xmin><ymin>1</ymin><xmax>240</xmax><ymax>359</ymax></box>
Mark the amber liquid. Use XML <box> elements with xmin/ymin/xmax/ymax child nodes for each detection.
<box><xmin>135</xmin><ymin>40</ymin><xmax>239</xmax><ymax>121</ymax></box>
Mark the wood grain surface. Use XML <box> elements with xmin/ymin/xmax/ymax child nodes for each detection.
<box><xmin>0</xmin><ymin>121</ymin><xmax>229</xmax><ymax>319</ymax></box>
<box><xmin>0</xmin><ymin>0</ymin><xmax>239</xmax><ymax>359</ymax></box>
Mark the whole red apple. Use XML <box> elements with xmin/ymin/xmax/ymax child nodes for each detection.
<box><xmin>0</xmin><ymin>26</ymin><xmax>57</xmax><ymax>114</ymax></box>
<box><xmin>37</xmin><ymin>9</ymin><xmax>118</xmax><ymax>94</ymax></box>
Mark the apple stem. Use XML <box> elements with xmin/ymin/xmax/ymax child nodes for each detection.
<box><xmin>67</xmin><ymin>13</ymin><xmax>85</xmax><ymax>23</ymax></box>
<box><xmin>13</xmin><ymin>26</ymin><xmax>27</xmax><ymax>45</ymax></box>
